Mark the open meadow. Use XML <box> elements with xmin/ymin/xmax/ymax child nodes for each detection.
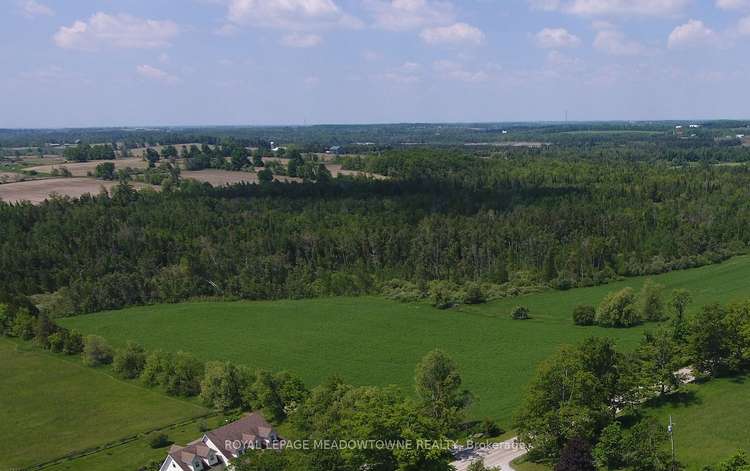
<box><xmin>0</xmin><ymin>178</ymin><xmax>151</xmax><ymax>204</ymax></box>
<box><xmin>60</xmin><ymin>255</ymin><xmax>750</xmax><ymax>425</ymax></box>
<box><xmin>0</xmin><ymin>338</ymin><xmax>208</xmax><ymax>470</ymax></box>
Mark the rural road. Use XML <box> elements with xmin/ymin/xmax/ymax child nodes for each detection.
<box><xmin>452</xmin><ymin>437</ymin><xmax>527</xmax><ymax>471</ymax></box>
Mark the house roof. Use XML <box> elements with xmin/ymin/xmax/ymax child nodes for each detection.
<box><xmin>205</xmin><ymin>412</ymin><xmax>277</xmax><ymax>457</ymax></box>
<box><xmin>167</xmin><ymin>412</ymin><xmax>278</xmax><ymax>469</ymax></box>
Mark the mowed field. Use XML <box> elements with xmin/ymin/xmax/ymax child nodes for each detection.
<box><xmin>60</xmin><ymin>256</ymin><xmax>750</xmax><ymax>424</ymax></box>
<box><xmin>0</xmin><ymin>178</ymin><xmax>151</xmax><ymax>204</ymax></box>
<box><xmin>0</xmin><ymin>338</ymin><xmax>208</xmax><ymax>470</ymax></box>
<box><xmin>642</xmin><ymin>376</ymin><xmax>750</xmax><ymax>468</ymax></box>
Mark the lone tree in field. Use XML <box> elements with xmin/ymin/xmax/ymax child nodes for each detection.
<box><xmin>596</xmin><ymin>288</ymin><xmax>641</xmax><ymax>327</ymax></box>
<box><xmin>511</xmin><ymin>305</ymin><xmax>531</xmax><ymax>320</ymax></box>
<box><xmin>415</xmin><ymin>349</ymin><xmax>471</xmax><ymax>431</ymax></box>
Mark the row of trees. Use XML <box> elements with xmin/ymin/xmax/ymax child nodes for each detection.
<box><xmin>63</xmin><ymin>143</ymin><xmax>115</xmax><ymax>162</ymax></box>
<box><xmin>517</xmin><ymin>297</ymin><xmax>750</xmax><ymax>469</ymax></box>
<box><xmin>573</xmin><ymin>282</ymin><xmax>687</xmax><ymax>328</ymax></box>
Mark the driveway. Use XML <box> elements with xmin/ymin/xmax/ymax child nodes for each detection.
<box><xmin>452</xmin><ymin>437</ymin><xmax>527</xmax><ymax>471</ymax></box>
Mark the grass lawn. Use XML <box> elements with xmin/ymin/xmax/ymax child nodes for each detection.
<box><xmin>0</xmin><ymin>338</ymin><xmax>209</xmax><ymax>470</ymax></box>
<box><xmin>44</xmin><ymin>415</ymin><xmax>227</xmax><ymax>471</ymax></box>
<box><xmin>641</xmin><ymin>376</ymin><xmax>750</xmax><ymax>469</ymax></box>
<box><xmin>60</xmin><ymin>256</ymin><xmax>750</xmax><ymax>425</ymax></box>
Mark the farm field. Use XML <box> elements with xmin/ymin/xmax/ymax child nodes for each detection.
<box><xmin>25</xmin><ymin>157</ymin><xmax>148</xmax><ymax>176</ymax></box>
<box><xmin>60</xmin><ymin>255</ymin><xmax>750</xmax><ymax>424</ymax></box>
<box><xmin>0</xmin><ymin>338</ymin><xmax>209</xmax><ymax>470</ymax></box>
<box><xmin>0</xmin><ymin>177</ymin><xmax>152</xmax><ymax>204</ymax></box>
<box><xmin>0</xmin><ymin>171</ymin><xmax>23</xmax><ymax>183</ymax></box>
<box><xmin>182</xmin><ymin>168</ymin><xmax>265</xmax><ymax>185</ymax></box>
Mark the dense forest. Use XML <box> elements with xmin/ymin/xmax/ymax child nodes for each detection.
<box><xmin>2</xmin><ymin>149</ymin><xmax>750</xmax><ymax>315</ymax></box>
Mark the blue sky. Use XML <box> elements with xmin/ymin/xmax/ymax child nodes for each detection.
<box><xmin>1</xmin><ymin>0</ymin><xmax>750</xmax><ymax>127</ymax></box>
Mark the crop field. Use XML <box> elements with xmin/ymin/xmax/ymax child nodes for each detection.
<box><xmin>60</xmin><ymin>256</ymin><xmax>750</xmax><ymax>424</ymax></box>
<box><xmin>25</xmin><ymin>157</ymin><xmax>148</xmax><ymax>176</ymax></box>
<box><xmin>0</xmin><ymin>338</ymin><xmax>208</xmax><ymax>470</ymax></box>
<box><xmin>0</xmin><ymin>178</ymin><xmax>152</xmax><ymax>204</ymax></box>
<box><xmin>181</xmin><ymin>169</ymin><xmax>264</xmax><ymax>185</ymax></box>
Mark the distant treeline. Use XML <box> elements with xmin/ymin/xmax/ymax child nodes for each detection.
<box><xmin>1</xmin><ymin>150</ymin><xmax>750</xmax><ymax>315</ymax></box>
<box><xmin>2</xmin><ymin>121</ymin><xmax>749</xmax><ymax>150</ymax></box>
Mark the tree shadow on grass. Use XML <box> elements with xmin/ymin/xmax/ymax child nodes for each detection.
<box><xmin>646</xmin><ymin>389</ymin><xmax>702</xmax><ymax>409</ymax></box>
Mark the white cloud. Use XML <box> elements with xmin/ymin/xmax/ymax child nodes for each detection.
<box><xmin>20</xmin><ymin>0</ymin><xmax>53</xmax><ymax>18</ymax></box>
<box><xmin>136</xmin><ymin>64</ymin><xmax>179</xmax><ymax>83</ymax></box>
<box><xmin>54</xmin><ymin>13</ymin><xmax>179</xmax><ymax>50</ymax></box>
<box><xmin>420</xmin><ymin>22</ymin><xmax>484</xmax><ymax>46</ymax></box>
<box><xmin>379</xmin><ymin>62</ymin><xmax>422</xmax><ymax>84</ymax></box>
<box><xmin>365</xmin><ymin>0</ymin><xmax>454</xmax><ymax>31</ymax></box>
<box><xmin>281</xmin><ymin>33</ymin><xmax>323</xmax><ymax>47</ymax></box>
<box><xmin>546</xmin><ymin>50</ymin><xmax>582</xmax><ymax>68</ymax></box>
<box><xmin>225</xmin><ymin>0</ymin><xmax>361</xmax><ymax>30</ymax></box>
<box><xmin>739</xmin><ymin>16</ymin><xmax>750</xmax><ymax>34</ymax></box>
<box><xmin>534</xmin><ymin>28</ymin><xmax>580</xmax><ymax>48</ymax></box>
<box><xmin>433</xmin><ymin>60</ymin><xmax>489</xmax><ymax>83</ymax></box>
<box><xmin>717</xmin><ymin>0</ymin><xmax>750</xmax><ymax>10</ymax></box>
<box><xmin>304</xmin><ymin>75</ymin><xmax>320</xmax><ymax>87</ymax></box>
<box><xmin>530</xmin><ymin>0</ymin><xmax>689</xmax><ymax>17</ymax></box>
<box><xmin>594</xmin><ymin>28</ymin><xmax>644</xmax><ymax>55</ymax></box>
<box><xmin>668</xmin><ymin>19</ymin><xmax>716</xmax><ymax>48</ymax></box>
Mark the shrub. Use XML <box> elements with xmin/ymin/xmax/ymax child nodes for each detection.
<box><xmin>429</xmin><ymin>281</ymin><xmax>460</xmax><ymax>310</ymax></box>
<box><xmin>596</xmin><ymin>288</ymin><xmax>641</xmax><ymax>327</ymax></box>
<box><xmin>11</xmin><ymin>310</ymin><xmax>35</xmax><ymax>340</ymax></box>
<box><xmin>463</xmin><ymin>282</ymin><xmax>486</xmax><ymax>305</ymax></box>
<box><xmin>141</xmin><ymin>350</ymin><xmax>172</xmax><ymax>387</ymax></box>
<box><xmin>48</xmin><ymin>330</ymin><xmax>68</xmax><ymax>353</ymax></box>
<box><xmin>136</xmin><ymin>459</ymin><xmax>162</xmax><ymax>471</ymax></box>
<box><xmin>112</xmin><ymin>342</ymin><xmax>147</xmax><ymax>379</ymax></box>
<box><xmin>146</xmin><ymin>432</ymin><xmax>171</xmax><ymax>449</ymax></box>
<box><xmin>63</xmin><ymin>330</ymin><xmax>84</xmax><ymax>355</ymax></box>
<box><xmin>163</xmin><ymin>351</ymin><xmax>204</xmax><ymax>397</ymax></box>
<box><xmin>82</xmin><ymin>335</ymin><xmax>114</xmax><ymax>366</ymax></box>
<box><xmin>481</xmin><ymin>418</ymin><xmax>503</xmax><ymax>437</ymax></box>
<box><xmin>381</xmin><ymin>279</ymin><xmax>423</xmax><ymax>302</ymax></box>
<box><xmin>573</xmin><ymin>305</ymin><xmax>596</xmax><ymax>326</ymax></box>
<box><xmin>511</xmin><ymin>306</ymin><xmax>530</xmax><ymax>320</ymax></box>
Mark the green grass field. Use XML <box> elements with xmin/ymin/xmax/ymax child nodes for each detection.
<box><xmin>512</xmin><ymin>376</ymin><xmax>750</xmax><ymax>471</ymax></box>
<box><xmin>43</xmin><ymin>415</ymin><xmax>226</xmax><ymax>471</ymax></box>
<box><xmin>642</xmin><ymin>376</ymin><xmax>750</xmax><ymax>469</ymax></box>
<box><xmin>0</xmin><ymin>338</ymin><xmax>208</xmax><ymax>470</ymax></box>
<box><xmin>60</xmin><ymin>256</ymin><xmax>750</xmax><ymax>425</ymax></box>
